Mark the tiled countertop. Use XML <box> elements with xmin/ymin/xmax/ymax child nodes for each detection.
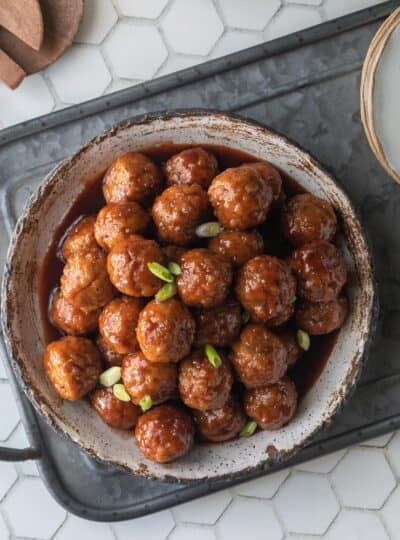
<box><xmin>0</xmin><ymin>0</ymin><xmax>396</xmax><ymax>539</ymax></box>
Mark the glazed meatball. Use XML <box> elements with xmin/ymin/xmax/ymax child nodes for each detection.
<box><xmin>91</xmin><ymin>387</ymin><xmax>141</xmax><ymax>429</ymax></box>
<box><xmin>194</xmin><ymin>395</ymin><xmax>246</xmax><ymax>442</ymax></box>
<box><xmin>208</xmin><ymin>230</ymin><xmax>264</xmax><ymax>267</ymax></box>
<box><xmin>122</xmin><ymin>352</ymin><xmax>177</xmax><ymax>405</ymax></box>
<box><xmin>164</xmin><ymin>147</ymin><xmax>218</xmax><ymax>189</ymax></box>
<box><xmin>230</xmin><ymin>324</ymin><xmax>288</xmax><ymax>389</ymax></box>
<box><xmin>179</xmin><ymin>349</ymin><xmax>233</xmax><ymax>411</ymax></box>
<box><xmin>295</xmin><ymin>295</ymin><xmax>348</xmax><ymax>335</ymax></box>
<box><xmin>277</xmin><ymin>329</ymin><xmax>303</xmax><ymax>367</ymax></box>
<box><xmin>241</xmin><ymin>161</ymin><xmax>282</xmax><ymax>203</ymax></box>
<box><xmin>43</xmin><ymin>336</ymin><xmax>102</xmax><ymax>400</ymax></box>
<box><xmin>244</xmin><ymin>377</ymin><xmax>298</xmax><ymax>430</ymax></box>
<box><xmin>152</xmin><ymin>184</ymin><xmax>210</xmax><ymax>246</ymax></box>
<box><xmin>94</xmin><ymin>202</ymin><xmax>150</xmax><ymax>251</ymax></box>
<box><xmin>136</xmin><ymin>298</ymin><xmax>195</xmax><ymax>363</ymax></box>
<box><xmin>96</xmin><ymin>335</ymin><xmax>124</xmax><ymax>366</ymax></box>
<box><xmin>208</xmin><ymin>166</ymin><xmax>273</xmax><ymax>229</ymax></box>
<box><xmin>290</xmin><ymin>241</ymin><xmax>347</xmax><ymax>302</ymax></box>
<box><xmin>103</xmin><ymin>152</ymin><xmax>163</xmax><ymax>206</ymax></box>
<box><xmin>59</xmin><ymin>215</ymin><xmax>98</xmax><ymax>261</ymax></box>
<box><xmin>194</xmin><ymin>299</ymin><xmax>242</xmax><ymax>347</ymax></box>
<box><xmin>99</xmin><ymin>296</ymin><xmax>143</xmax><ymax>354</ymax></box>
<box><xmin>235</xmin><ymin>255</ymin><xmax>296</xmax><ymax>323</ymax></box>
<box><xmin>266</xmin><ymin>302</ymin><xmax>295</xmax><ymax>328</ymax></box>
<box><xmin>282</xmin><ymin>193</ymin><xmax>337</xmax><ymax>247</ymax></box>
<box><xmin>177</xmin><ymin>248</ymin><xmax>233</xmax><ymax>308</ymax></box>
<box><xmin>107</xmin><ymin>234</ymin><xmax>165</xmax><ymax>297</ymax></box>
<box><xmin>135</xmin><ymin>405</ymin><xmax>194</xmax><ymax>463</ymax></box>
<box><xmin>49</xmin><ymin>288</ymin><xmax>100</xmax><ymax>335</ymax></box>
<box><xmin>61</xmin><ymin>250</ymin><xmax>115</xmax><ymax>313</ymax></box>
<box><xmin>162</xmin><ymin>244</ymin><xmax>186</xmax><ymax>263</ymax></box>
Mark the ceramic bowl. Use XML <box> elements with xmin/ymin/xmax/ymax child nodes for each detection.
<box><xmin>2</xmin><ymin>111</ymin><xmax>375</xmax><ymax>480</ymax></box>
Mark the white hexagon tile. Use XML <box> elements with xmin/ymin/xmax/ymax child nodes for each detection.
<box><xmin>0</xmin><ymin>2</ymin><xmax>397</xmax><ymax>540</ymax></box>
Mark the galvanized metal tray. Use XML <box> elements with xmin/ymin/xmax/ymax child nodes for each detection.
<box><xmin>1</xmin><ymin>1</ymin><xmax>400</xmax><ymax>521</ymax></box>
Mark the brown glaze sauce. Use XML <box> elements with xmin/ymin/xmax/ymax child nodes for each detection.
<box><xmin>39</xmin><ymin>143</ymin><xmax>337</xmax><ymax>399</ymax></box>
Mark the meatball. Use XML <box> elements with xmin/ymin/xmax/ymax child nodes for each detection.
<box><xmin>177</xmin><ymin>248</ymin><xmax>233</xmax><ymax>308</ymax></box>
<box><xmin>194</xmin><ymin>299</ymin><xmax>242</xmax><ymax>347</ymax></box>
<box><xmin>136</xmin><ymin>298</ymin><xmax>195</xmax><ymax>363</ymax></box>
<box><xmin>230</xmin><ymin>324</ymin><xmax>288</xmax><ymax>388</ymax></box>
<box><xmin>94</xmin><ymin>202</ymin><xmax>150</xmax><ymax>251</ymax></box>
<box><xmin>235</xmin><ymin>255</ymin><xmax>296</xmax><ymax>323</ymax></box>
<box><xmin>107</xmin><ymin>234</ymin><xmax>165</xmax><ymax>297</ymax></box>
<box><xmin>96</xmin><ymin>335</ymin><xmax>124</xmax><ymax>366</ymax></box>
<box><xmin>49</xmin><ymin>288</ymin><xmax>100</xmax><ymax>336</ymax></box>
<box><xmin>241</xmin><ymin>161</ymin><xmax>282</xmax><ymax>203</ymax></box>
<box><xmin>135</xmin><ymin>404</ymin><xmax>194</xmax><ymax>463</ymax></box>
<box><xmin>43</xmin><ymin>336</ymin><xmax>102</xmax><ymax>400</ymax></box>
<box><xmin>282</xmin><ymin>193</ymin><xmax>337</xmax><ymax>247</ymax></box>
<box><xmin>61</xmin><ymin>250</ymin><xmax>115</xmax><ymax>313</ymax></box>
<box><xmin>152</xmin><ymin>184</ymin><xmax>210</xmax><ymax>246</ymax></box>
<box><xmin>164</xmin><ymin>147</ymin><xmax>218</xmax><ymax>189</ymax></box>
<box><xmin>266</xmin><ymin>302</ymin><xmax>295</xmax><ymax>328</ymax></box>
<box><xmin>103</xmin><ymin>152</ymin><xmax>163</xmax><ymax>206</ymax></box>
<box><xmin>179</xmin><ymin>349</ymin><xmax>233</xmax><ymax>411</ymax></box>
<box><xmin>277</xmin><ymin>329</ymin><xmax>303</xmax><ymax>367</ymax></box>
<box><xmin>208</xmin><ymin>166</ymin><xmax>273</xmax><ymax>229</ymax></box>
<box><xmin>244</xmin><ymin>377</ymin><xmax>298</xmax><ymax>430</ymax></box>
<box><xmin>91</xmin><ymin>387</ymin><xmax>141</xmax><ymax>429</ymax></box>
<box><xmin>99</xmin><ymin>296</ymin><xmax>143</xmax><ymax>354</ymax></box>
<box><xmin>295</xmin><ymin>295</ymin><xmax>348</xmax><ymax>335</ymax></box>
<box><xmin>122</xmin><ymin>352</ymin><xmax>177</xmax><ymax>405</ymax></box>
<box><xmin>59</xmin><ymin>215</ymin><xmax>98</xmax><ymax>261</ymax></box>
<box><xmin>193</xmin><ymin>395</ymin><xmax>246</xmax><ymax>442</ymax></box>
<box><xmin>208</xmin><ymin>230</ymin><xmax>264</xmax><ymax>267</ymax></box>
<box><xmin>289</xmin><ymin>241</ymin><xmax>347</xmax><ymax>303</ymax></box>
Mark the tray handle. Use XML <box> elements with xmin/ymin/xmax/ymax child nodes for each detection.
<box><xmin>0</xmin><ymin>445</ymin><xmax>40</xmax><ymax>461</ymax></box>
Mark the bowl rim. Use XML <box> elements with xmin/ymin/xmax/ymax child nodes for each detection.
<box><xmin>1</xmin><ymin>109</ymin><xmax>376</xmax><ymax>481</ymax></box>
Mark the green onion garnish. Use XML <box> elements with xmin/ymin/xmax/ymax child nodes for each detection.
<box><xmin>205</xmin><ymin>344</ymin><xmax>222</xmax><ymax>368</ymax></box>
<box><xmin>155</xmin><ymin>282</ymin><xmax>177</xmax><ymax>301</ymax></box>
<box><xmin>168</xmin><ymin>261</ymin><xmax>181</xmax><ymax>276</ymax></box>
<box><xmin>147</xmin><ymin>262</ymin><xmax>174</xmax><ymax>283</ymax></box>
<box><xmin>195</xmin><ymin>222</ymin><xmax>223</xmax><ymax>238</ymax></box>
<box><xmin>139</xmin><ymin>394</ymin><xmax>153</xmax><ymax>412</ymax></box>
<box><xmin>113</xmin><ymin>384</ymin><xmax>131</xmax><ymax>402</ymax></box>
<box><xmin>240</xmin><ymin>421</ymin><xmax>258</xmax><ymax>438</ymax></box>
<box><xmin>297</xmin><ymin>329</ymin><xmax>310</xmax><ymax>351</ymax></box>
<box><xmin>99</xmin><ymin>366</ymin><xmax>121</xmax><ymax>387</ymax></box>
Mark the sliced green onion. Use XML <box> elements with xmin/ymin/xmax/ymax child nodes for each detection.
<box><xmin>205</xmin><ymin>344</ymin><xmax>222</xmax><ymax>368</ymax></box>
<box><xmin>155</xmin><ymin>282</ymin><xmax>177</xmax><ymax>301</ymax></box>
<box><xmin>297</xmin><ymin>329</ymin><xmax>311</xmax><ymax>351</ymax></box>
<box><xmin>139</xmin><ymin>394</ymin><xmax>153</xmax><ymax>412</ymax></box>
<box><xmin>113</xmin><ymin>383</ymin><xmax>131</xmax><ymax>402</ymax></box>
<box><xmin>147</xmin><ymin>262</ymin><xmax>174</xmax><ymax>283</ymax></box>
<box><xmin>195</xmin><ymin>221</ymin><xmax>223</xmax><ymax>238</ymax></box>
<box><xmin>168</xmin><ymin>261</ymin><xmax>181</xmax><ymax>276</ymax></box>
<box><xmin>240</xmin><ymin>420</ymin><xmax>258</xmax><ymax>438</ymax></box>
<box><xmin>241</xmin><ymin>311</ymin><xmax>250</xmax><ymax>324</ymax></box>
<box><xmin>218</xmin><ymin>311</ymin><xmax>226</xmax><ymax>318</ymax></box>
<box><xmin>99</xmin><ymin>366</ymin><xmax>121</xmax><ymax>387</ymax></box>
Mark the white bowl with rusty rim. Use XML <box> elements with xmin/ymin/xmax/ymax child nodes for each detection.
<box><xmin>2</xmin><ymin>111</ymin><xmax>375</xmax><ymax>480</ymax></box>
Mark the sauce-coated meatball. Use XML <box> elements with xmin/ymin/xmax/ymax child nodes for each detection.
<box><xmin>244</xmin><ymin>377</ymin><xmax>297</xmax><ymax>430</ymax></box>
<box><xmin>282</xmin><ymin>193</ymin><xmax>337</xmax><ymax>247</ymax></box>
<box><xmin>103</xmin><ymin>152</ymin><xmax>163</xmax><ymax>206</ymax></box>
<box><xmin>94</xmin><ymin>202</ymin><xmax>150</xmax><ymax>251</ymax></box>
<box><xmin>177</xmin><ymin>248</ymin><xmax>233</xmax><ymax>308</ymax></box>
<box><xmin>49</xmin><ymin>288</ymin><xmax>100</xmax><ymax>335</ymax></box>
<box><xmin>179</xmin><ymin>349</ymin><xmax>233</xmax><ymax>411</ymax></box>
<box><xmin>241</xmin><ymin>161</ymin><xmax>282</xmax><ymax>203</ymax></box>
<box><xmin>96</xmin><ymin>335</ymin><xmax>124</xmax><ymax>366</ymax></box>
<box><xmin>107</xmin><ymin>234</ymin><xmax>165</xmax><ymax>297</ymax></box>
<box><xmin>208</xmin><ymin>166</ymin><xmax>273</xmax><ymax>229</ymax></box>
<box><xmin>135</xmin><ymin>404</ymin><xmax>194</xmax><ymax>463</ymax></box>
<box><xmin>194</xmin><ymin>299</ymin><xmax>241</xmax><ymax>347</ymax></box>
<box><xmin>295</xmin><ymin>295</ymin><xmax>348</xmax><ymax>335</ymax></box>
<box><xmin>60</xmin><ymin>215</ymin><xmax>98</xmax><ymax>261</ymax></box>
<box><xmin>164</xmin><ymin>147</ymin><xmax>218</xmax><ymax>189</ymax></box>
<box><xmin>290</xmin><ymin>241</ymin><xmax>347</xmax><ymax>303</ymax></box>
<box><xmin>136</xmin><ymin>298</ymin><xmax>195</xmax><ymax>363</ymax></box>
<box><xmin>277</xmin><ymin>329</ymin><xmax>303</xmax><ymax>367</ymax></box>
<box><xmin>208</xmin><ymin>230</ymin><xmax>264</xmax><ymax>267</ymax></box>
<box><xmin>152</xmin><ymin>184</ymin><xmax>210</xmax><ymax>246</ymax></box>
<box><xmin>99</xmin><ymin>296</ymin><xmax>143</xmax><ymax>354</ymax></box>
<box><xmin>235</xmin><ymin>255</ymin><xmax>296</xmax><ymax>322</ymax></box>
<box><xmin>91</xmin><ymin>387</ymin><xmax>141</xmax><ymax>429</ymax></box>
<box><xmin>122</xmin><ymin>352</ymin><xmax>177</xmax><ymax>405</ymax></box>
<box><xmin>230</xmin><ymin>324</ymin><xmax>288</xmax><ymax>388</ymax></box>
<box><xmin>194</xmin><ymin>394</ymin><xmax>246</xmax><ymax>442</ymax></box>
<box><xmin>61</xmin><ymin>250</ymin><xmax>115</xmax><ymax>313</ymax></box>
<box><xmin>43</xmin><ymin>336</ymin><xmax>102</xmax><ymax>400</ymax></box>
<box><xmin>266</xmin><ymin>302</ymin><xmax>295</xmax><ymax>328</ymax></box>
